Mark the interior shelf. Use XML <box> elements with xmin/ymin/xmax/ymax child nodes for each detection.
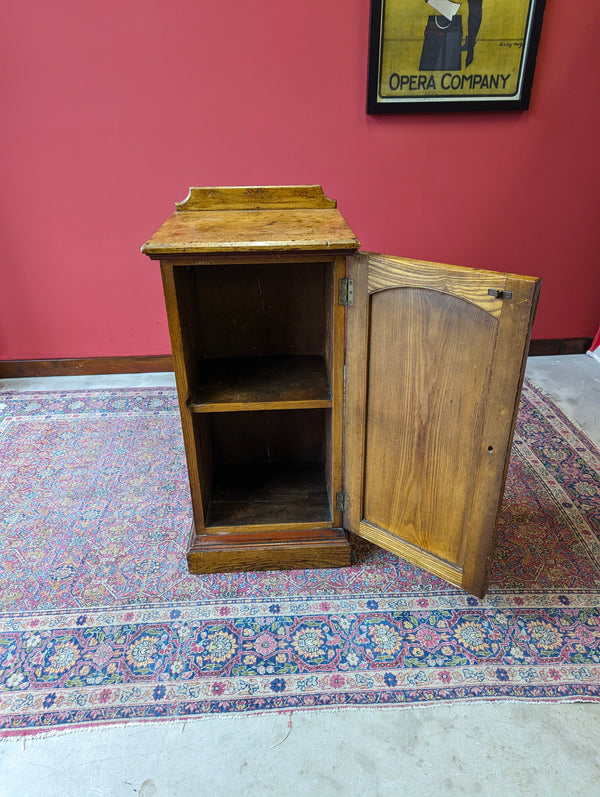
<box><xmin>188</xmin><ymin>356</ymin><xmax>332</xmax><ymax>412</ymax></box>
<box><xmin>205</xmin><ymin>461</ymin><xmax>332</xmax><ymax>530</ymax></box>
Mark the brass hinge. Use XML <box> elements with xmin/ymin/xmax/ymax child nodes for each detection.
<box><xmin>336</xmin><ymin>491</ymin><xmax>349</xmax><ymax>512</ymax></box>
<box><xmin>338</xmin><ymin>278</ymin><xmax>354</xmax><ymax>307</ymax></box>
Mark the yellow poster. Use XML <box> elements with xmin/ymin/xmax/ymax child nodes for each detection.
<box><xmin>368</xmin><ymin>0</ymin><xmax>545</xmax><ymax>110</ymax></box>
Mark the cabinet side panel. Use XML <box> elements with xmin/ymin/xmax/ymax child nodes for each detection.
<box><xmin>160</xmin><ymin>263</ymin><xmax>207</xmax><ymax>529</ymax></box>
<box><xmin>363</xmin><ymin>287</ymin><xmax>498</xmax><ymax>567</ymax></box>
<box><xmin>324</xmin><ymin>256</ymin><xmax>347</xmax><ymax>526</ymax></box>
<box><xmin>192</xmin><ymin>415</ymin><xmax>213</xmax><ymax>524</ymax></box>
<box><xmin>343</xmin><ymin>253</ymin><xmax>371</xmax><ymax>534</ymax></box>
<box><xmin>162</xmin><ymin>264</ymin><xmax>201</xmax><ymax>398</ymax></box>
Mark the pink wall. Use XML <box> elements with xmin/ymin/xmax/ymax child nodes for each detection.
<box><xmin>2</xmin><ymin>1</ymin><xmax>599</xmax><ymax>360</ymax></box>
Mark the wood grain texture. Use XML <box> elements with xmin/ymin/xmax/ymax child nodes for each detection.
<box><xmin>362</xmin><ymin>287</ymin><xmax>498</xmax><ymax>565</ymax></box>
<box><xmin>169</xmin><ymin>265</ymin><xmax>203</xmax><ymax>394</ymax></box>
<box><xmin>167</xmin><ymin>265</ymin><xmax>215</xmax><ymax>519</ymax></box>
<box><xmin>189</xmin><ymin>356</ymin><xmax>332</xmax><ymax>412</ymax></box>
<box><xmin>175</xmin><ymin>185</ymin><xmax>337</xmax><ymax>211</ymax></box>
<box><xmin>358</xmin><ymin>520</ymin><xmax>463</xmax><ymax>588</ymax></box>
<box><xmin>460</xmin><ymin>274</ymin><xmax>541</xmax><ymax>596</ymax></box>
<box><xmin>143</xmin><ymin>187</ymin><xmax>356</xmax><ymax>572</ymax></box>
<box><xmin>193</xmin><ymin>262</ymin><xmax>326</xmax><ymax>359</ymax></box>
<box><xmin>187</xmin><ymin>525</ymin><xmax>351</xmax><ymax>573</ymax></box>
<box><xmin>141</xmin><ymin>210</ymin><xmax>359</xmax><ymax>256</ymax></box>
<box><xmin>192</xmin><ymin>414</ymin><xmax>213</xmax><ymax>523</ymax></box>
<box><xmin>325</xmin><ymin>255</ymin><xmax>347</xmax><ymax>529</ymax></box>
<box><xmin>344</xmin><ymin>252</ymin><xmax>540</xmax><ymax>598</ymax></box>
<box><xmin>365</xmin><ymin>251</ymin><xmax>532</xmax><ymax>318</ymax></box>
<box><xmin>143</xmin><ymin>252</ymin><xmax>349</xmax><ymax>267</ymax></box>
<box><xmin>206</xmin><ymin>462</ymin><xmax>331</xmax><ymax>530</ymax></box>
<box><xmin>160</xmin><ymin>263</ymin><xmax>208</xmax><ymax>528</ymax></box>
<box><xmin>343</xmin><ymin>253</ymin><xmax>370</xmax><ymax>535</ymax></box>
<box><xmin>209</xmin><ymin>409</ymin><xmax>325</xmax><ymax>465</ymax></box>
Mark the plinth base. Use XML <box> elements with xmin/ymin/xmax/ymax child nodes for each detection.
<box><xmin>186</xmin><ymin>524</ymin><xmax>351</xmax><ymax>573</ymax></box>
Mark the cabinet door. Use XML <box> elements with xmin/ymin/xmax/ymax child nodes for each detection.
<box><xmin>343</xmin><ymin>252</ymin><xmax>540</xmax><ymax>597</ymax></box>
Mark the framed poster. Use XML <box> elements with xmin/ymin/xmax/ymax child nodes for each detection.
<box><xmin>367</xmin><ymin>0</ymin><xmax>546</xmax><ymax>112</ymax></box>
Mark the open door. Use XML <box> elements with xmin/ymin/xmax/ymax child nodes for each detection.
<box><xmin>343</xmin><ymin>252</ymin><xmax>540</xmax><ymax>597</ymax></box>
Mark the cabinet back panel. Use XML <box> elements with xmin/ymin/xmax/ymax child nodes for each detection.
<box><xmin>193</xmin><ymin>263</ymin><xmax>328</xmax><ymax>358</ymax></box>
<box><xmin>209</xmin><ymin>409</ymin><xmax>326</xmax><ymax>465</ymax></box>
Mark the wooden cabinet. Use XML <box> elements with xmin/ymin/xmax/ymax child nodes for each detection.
<box><xmin>142</xmin><ymin>186</ymin><xmax>540</xmax><ymax>597</ymax></box>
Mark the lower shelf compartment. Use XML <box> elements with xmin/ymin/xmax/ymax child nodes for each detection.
<box><xmin>187</xmin><ymin>525</ymin><xmax>351</xmax><ymax>573</ymax></box>
<box><xmin>206</xmin><ymin>461</ymin><xmax>332</xmax><ymax>530</ymax></box>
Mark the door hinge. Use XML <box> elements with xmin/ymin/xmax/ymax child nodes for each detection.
<box><xmin>488</xmin><ymin>288</ymin><xmax>513</xmax><ymax>300</ymax></box>
<box><xmin>338</xmin><ymin>278</ymin><xmax>354</xmax><ymax>307</ymax></box>
<box><xmin>336</xmin><ymin>491</ymin><xmax>349</xmax><ymax>512</ymax></box>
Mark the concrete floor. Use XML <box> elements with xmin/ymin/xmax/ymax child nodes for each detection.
<box><xmin>1</xmin><ymin>355</ymin><xmax>599</xmax><ymax>796</ymax></box>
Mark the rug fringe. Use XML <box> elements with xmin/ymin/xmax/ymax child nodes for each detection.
<box><xmin>2</xmin><ymin>696</ymin><xmax>599</xmax><ymax>742</ymax></box>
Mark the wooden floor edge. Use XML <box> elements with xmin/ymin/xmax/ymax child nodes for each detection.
<box><xmin>528</xmin><ymin>338</ymin><xmax>593</xmax><ymax>356</ymax></box>
<box><xmin>0</xmin><ymin>355</ymin><xmax>174</xmax><ymax>378</ymax></box>
<box><xmin>0</xmin><ymin>337</ymin><xmax>593</xmax><ymax>378</ymax></box>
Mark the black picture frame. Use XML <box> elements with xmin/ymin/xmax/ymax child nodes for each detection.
<box><xmin>367</xmin><ymin>0</ymin><xmax>546</xmax><ymax>113</ymax></box>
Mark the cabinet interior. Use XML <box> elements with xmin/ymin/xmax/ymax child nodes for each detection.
<box><xmin>173</xmin><ymin>260</ymin><xmax>337</xmax><ymax>532</ymax></box>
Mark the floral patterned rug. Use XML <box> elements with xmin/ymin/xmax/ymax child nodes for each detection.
<box><xmin>0</xmin><ymin>381</ymin><xmax>598</xmax><ymax>736</ymax></box>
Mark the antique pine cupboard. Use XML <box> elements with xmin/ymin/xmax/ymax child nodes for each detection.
<box><xmin>142</xmin><ymin>185</ymin><xmax>540</xmax><ymax>598</ymax></box>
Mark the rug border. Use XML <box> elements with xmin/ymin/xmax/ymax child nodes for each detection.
<box><xmin>3</xmin><ymin>693</ymin><xmax>600</xmax><ymax>740</ymax></box>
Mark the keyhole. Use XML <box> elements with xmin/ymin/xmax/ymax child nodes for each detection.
<box><xmin>488</xmin><ymin>446</ymin><xmax>494</xmax><ymax>453</ymax></box>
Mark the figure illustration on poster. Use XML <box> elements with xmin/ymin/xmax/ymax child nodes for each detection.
<box><xmin>420</xmin><ymin>0</ymin><xmax>483</xmax><ymax>71</ymax></box>
<box><xmin>465</xmin><ymin>1</ymin><xmax>483</xmax><ymax>66</ymax></box>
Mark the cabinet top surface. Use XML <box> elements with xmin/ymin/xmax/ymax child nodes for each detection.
<box><xmin>141</xmin><ymin>186</ymin><xmax>360</xmax><ymax>257</ymax></box>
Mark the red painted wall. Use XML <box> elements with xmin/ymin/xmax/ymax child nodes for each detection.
<box><xmin>2</xmin><ymin>1</ymin><xmax>599</xmax><ymax>360</ymax></box>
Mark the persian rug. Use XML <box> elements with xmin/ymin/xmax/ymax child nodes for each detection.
<box><xmin>0</xmin><ymin>381</ymin><xmax>598</xmax><ymax>737</ymax></box>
